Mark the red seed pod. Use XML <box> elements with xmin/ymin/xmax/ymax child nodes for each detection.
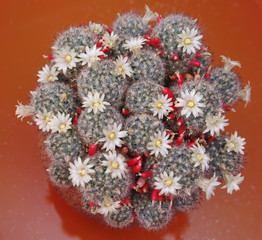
<box><xmin>168</xmin><ymin>113</ymin><xmax>175</xmax><ymax>120</ymax></box>
<box><xmin>205</xmin><ymin>72</ymin><xmax>211</xmax><ymax>80</ymax></box>
<box><xmin>126</xmin><ymin>156</ymin><xmax>142</xmax><ymax>167</ymax></box>
<box><xmin>151</xmin><ymin>189</ymin><xmax>160</xmax><ymax>201</ymax></box>
<box><xmin>137</xmin><ymin>177</ymin><xmax>146</xmax><ymax>188</ymax></box>
<box><xmin>157</xmin><ymin>50</ymin><xmax>164</xmax><ymax>56</ymax></box>
<box><xmin>208</xmin><ymin>136</ymin><xmax>216</xmax><ymax>143</ymax></box>
<box><xmin>190</xmin><ymin>59</ymin><xmax>201</xmax><ymax>67</ymax></box>
<box><xmin>102</xmin><ymin>46</ymin><xmax>110</xmax><ymax>54</ymax></box>
<box><xmin>141</xmin><ymin>170</ymin><xmax>152</xmax><ymax>178</ymax></box>
<box><xmin>144</xmin><ymin>152</ymin><xmax>150</xmax><ymax>158</ymax></box>
<box><xmin>106</xmin><ymin>27</ymin><xmax>113</xmax><ymax>33</ymax></box>
<box><xmin>177</xmin><ymin>118</ymin><xmax>184</xmax><ymax>126</ymax></box>
<box><xmin>162</xmin><ymin>87</ymin><xmax>175</xmax><ymax>101</ymax></box>
<box><xmin>166</xmin><ymin>129</ymin><xmax>174</xmax><ymax>136</ymax></box>
<box><xmin>121</xmin><ymin>147</ymin><xmax>129</xmax><ymax>155</ymax></box>
<box><xmin>199</xmin><ymin>133</ymin><xmax>205</xmax><ymax>139</ymax></box>
<box><xmin>144</xmin><ymin>34</ymin><xmax>151</xmax><ymax>40</ymax></box>
<box><xmin>158</xmin><ymin>194</ymin><xmax>164</xmax><ymax>202</ymax></box>
<box><xmin>157</xmin><ymin>16</ymin><xmax>162</xmax><ymax>23</ymax></box>
<box><xmin>149</xmin><ymin>27</ymin><xmax>154</xmax><ymax>33</ymax></box>
<box><xmin>170</xmin><ymin>74</ymin><xmax>177</xmax><ymax>80</ymax></box>
<box><xmin>136</xmin><ymin>187</ymin><xmax>143</xmax><ymax>193</ymax></box>
<box><xmin>73</xmin><ymin>117</ymin><xmax>78</xmax><ymax>125</ymax></box>
<box><xmin>142</xmin><ymin>183</ymin><xmax>149</xmax><ymax>193</ymax></box>
<box><xmin>175</xmin><ymin>137</ymin><xmax>183</xmax><ymax>146</ymax></box>
<box><xmin>89</xmin><ymin>202</ymin><xmax>95</xmax><ymax>207</ymax></box>
<box><xmin>177</xmin><ymin>75</ymin><xmax>184</xmax><ymax>87</ymax></box>
<box><xmin>153</xmin><ymin>37</ymin><xmax>160</xmax><ymax>47</ymax></box>
<box><xmin>130</xmin><ymin>184</ymin><xmax>136</xmax><ymax>189</ymax></box>
<box><xmin>169</xmin><ymin>105</ymin><xmax>176</xmax><ymax>113</ymax></box>
<box><xmin>48</xmin><ymin>54</ymin><xmax>54</xmax><ymax>60</ymax></box>
<box><xmin>131</xmin><ymin>164</ymin><xmax>142</xmax><ymax>173</ymax></box>
<box><xmin>187</xmin><ymin>141</ymin><xmax>196</xmax><ymax>148</ymax></box>
<box><xmin>179</xmin><ymin>125</ymin><xmax>185</xmax><ymax>137</ymax></box>
<box><xmin>172</xmin><ymin>54</ymin><xmax>179</xmax><ymax>61</ymax></box>
<box><xmin>89</xmin><ymin>144</ymin><xmax>97</xmax><ymax>156</ymax></box>
<box><xmin>153</xmin><ymin>163</ymin><xmax>159</xmax><ymax>170</ymax></box>
<box><xmin>123</xmin><ymin>197</ymin><xmax>131</xmax><ymax>205</ymax></box>
<box><xmin>99</xmin><ymin>55</ymin><xmax>105</xmax><ymax>60</ymax></box>
<box><xmin>169</xmin><ymin>194</ymin><xmax>175</xmax><ymax>200</ymax></box>
<box><xmin>195</xmin><ymin>52</ymin><xmax>202</xmax><ymax>58</ymax></box>
<box><xmin>96</xmin><ymin>40</ymin><xmax>103</xmax><ymax>48</ymax></box>
<box><xmin>222</xmin><ymin>103</ymin><xmax>232</xmax><ymax>111</ymax></box>
<box><xmin>147</xmin><ymin>38</ymin><xmax>154</xmax><ymax>46</ymax></box>
<box><xmin>76</xmin><ymin>108</ymin><xmax>82</xmax><ymax>115</ymax></box>
<box><xmin>122</xmin><ymin>108</ymin><xmax>130</xmax><ymax>116</ymax></box>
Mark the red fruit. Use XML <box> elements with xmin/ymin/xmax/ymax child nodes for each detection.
<box><xmin>122</xmin><ymin>108</ymin><xmax>130</xmax><ymax>116</ymax></box>
<box><xmin>149</xmin><ymin>27</ymin><xmax>154</xmax><ymax>33</ymax></box>
<box><xmin>166</xmin><ymin>129</ymin><xmax>174</xmax><ymax>136</ymax></box>
<box><xmin>222</xmin><ymin>103</ymin><xmax>232</xmax><ymax>111</ymax></box>
<box><xmin>137</xmin><ymin>177</ymin><xmax>146</xmax><ymax>188</ymax></box>
<box><xmin>170</xmin><ymin>74</ymin><xmax>177</xmax><ymax>80</ymax></box>
<box><xmin>208</xmin><ymin>136</ymin><xmax>216</xmax><ymax>143</ymax></box>
<box><xmin>162</xmin><ymin>87</ymin><xmax>175</xmax><ymax>101</ymax></box>
<box><xmin>142</xmin><ymin>183</ymin><xmax>149</xmax><ymax>193</ymax></box>
<box><xmin>96</xmin><ymin>40</ymin><xmax>103</xmax><ymax>48</ymax></box>
<box><xmin>99</xmin><ymin>55</ymin><xmax>105</xmax><ymax>60</ymax></box>
<box><xmin>175</xmin><ymin>137</ymin><xmax>183</xmax><ymax>146</ymax></box>
<box><xmin>123</xmin><ymin>197</ymin><xmax>131</xmax><ymax>205</ymax></box>
<box><xmin>102</xmin><ymin>46</ymin><xmax>110</xmax><ymax>54</ymax></box>
<box><xmin>106</xmin><ymin>27</ymin><xmax>113</xmax><ymax>33</ymax></box>
<box><xmin>136</xmin><ymin>187</ymin><xmax>143</xmax><ymax>193</ymax></box>
<box><xmin>73</xmin><ymin>117</ymin><xmax>78</xmax><ymax>125</ymax></box>
<box><xmin>205</xmin><ymin>72</ymin><xmax>211</xmax><ymax>80</ymax></box>
<box><xmin>177</xmin><ymin>75</ymin><xmax>184</xmax><ymax>87</ymax></box>
<box><xmin>179</xmin><ymin>125</ymin><xmax>185</xmax><ymax>137</ymax></box>
<box><xmin>89</xmin><ymin>202</ymin><xmax>95</xmax><ymax>207</ymax></box>
<box><xmin>48</xmin><ymin>54</ymin><xmax>54</xmax><ymax>60</ymax></box>
<box><xmin>177</xmin><ymin>118</ymin><xmax>184</xmax><ymax>126</ymax></box>
<box><xmin>157</xmin><ymin>16</ymin><xmax>162</xmax><ymax>23</ymax></box>
<box><xmin>151</xmin><ymin>189</ymin><xmax>160</xmax><ymax>201</ymax></box>
<box><xmin>76</xmin><ymin>108</ymin><xmax>82</xmax><ymax>115</ymax></box>
<box><xmin>126</xmin><ymin>155</ymin><xmax>142</xmax><ymax>167</ymax></box>
<box><xmin>141</xmin><ymin>170</ymin><xmax>152</xmax><ymax>178</ymax></box>
<box><xmin>168</xmin><ymin>113</ymin><xmax>175</xmax><ymax>120</ymax></box>
<box><xmin>158</xmin><ymin>194</ymin><xmax>164</xmax><ymax>201</ymax></box>
<box><xmin>144</xmin><ymin>152</ymin><xmax>150</xmax><ymax>158</ymax></box>
<box><xmin>121</xmin><ymin>147</ymin><xmax>129</xmax><ymax>155</ymax></box>
<box><xmin>187</xmin><ymin>141</ymin><xmax>196</xmax><ymax>148</ymax></box>
<box><xmin>190</xmin><ymin>59</ymin><xmax>201</xmax><ymax>67</ymax></box>
<box><xmin>172</xmin><ymin>54</ymin><xmax>179</xmax><ymax>61</ymax></box>
<box><xmin>157</xmin><ymin>50</ymin><xmax>164</xmax><ymax>56</ymax></box>
<box><xmin>147</xmin><ymin>38</ymin><xmax>154</xmax><ymax>45</ymax></box>
<box><xmin>130</xmin><ymin>184</ymin><xmax>136</xmax><ymax>189</ymax></box>
<box><xmin>195</xmin><ymin>52</ymin><xmax>202</xmax><ymax>58</ymax></box>
<box><xmin>169</xmin><ymin>194</ymin><xmax>175</xmax><ymax>200</ymax></box>
<box><xmin>153</xmin><ymin>37</ymin><xmax>160</xmax><ymax>47</ymax></box>
<box><xmin>144</xmin><ymin>34</ymin><xmax>151</xmax><ymax>40</ymax></box>
<box><xmin>131</xmin><ymin>164</ymin><xmax>142</xmax><ymax>173</ymax></box>
<box><xmin>89</xmin><ymin>144</ymin><xmax>97</xmax><ymax>156</ymax></box>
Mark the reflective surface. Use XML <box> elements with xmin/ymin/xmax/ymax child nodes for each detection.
<box><xmin>1</xmin><ymin>0</ymin><xmax>262</xmax><ymax>239</ymax></box>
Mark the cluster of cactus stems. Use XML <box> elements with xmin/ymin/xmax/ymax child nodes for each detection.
<box><xmin>16</xmin><ymin>6</ymin><xmax>251</xmax><ymax>231</ymax></box>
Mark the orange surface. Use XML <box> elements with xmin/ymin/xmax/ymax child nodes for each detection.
<box><xmin>1</xmin><ymin>0</ymin><xmax>262</xmax><ymax>239</ymax></box>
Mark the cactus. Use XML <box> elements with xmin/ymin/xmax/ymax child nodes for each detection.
<box><xmin>16</xmin><ymin>6</ymin><xmax>250</xmax><ymax>231</ymax></box>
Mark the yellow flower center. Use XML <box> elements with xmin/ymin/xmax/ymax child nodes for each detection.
<box><xmin>44</xmin><ymin>116</ymin><xmax>51</xmax><ymax>123</ymax></box>
<box><xmin>118</xmin><ymin>65</ymin><xmax>124</xmax><ymax>72</ymax></box>
<box><xmin>59</xmin><ymin>124</ymin><xmax>66</xmax><ymax>129</ymax></box>
<box><xmin>184</xmin><ymin>37</ymin><xmax>192</xmax><ymax>45</ymax></box>
<box><xmin>105</xmin><ymin>202</ymin><xmax>112</xmax><ymax>207</ymax></box>
<box><xmin>90</xmin><ymin>56</ymin><xmax>95</xmax><ymax>61</ymax></box>
<box><xmin>94</xmin><ymin>27</ymin><xmax>100</xmax><ymax>34</ymax></box>
<box><xmin>60</xmin><ymin>93</ymin><xmax>67</xmax><ymax>102</ymax></box>
<box><xmin>155</xmin><ymin>139</ymin><xmax>162</xmax><ymax>147</ymax></box>
<box><xmin>110</xmin><ymin>160</ymin><xmax>119</xmax><ymax>170</ymax></box>
<box><xmin>197</xmin><ymin>154</ymin><xmax>203</xmax><ymax>161</ymax></box>
<box><xmin>79</xmin><ymin>168</ymin><xmax>87</xmax><ymax>176</ymax></box>
<box><xmin>108</xmin><ymin>41</ymin><xmax>113</xmax><ymax>47</ymax></box>
<box><xmin>186</xmin><ymin>100</ymin><xmax>195</xmax><ymax>108</ymax></box>
<box><xmin>108</xmin><ymin>132</ymin><xmax>116</xmax><ymax>140</ymax></box>
<box><xmin>164</xmin><ymin>179</ymin><xmax>173</xmax><ymax>187</ymax></box>
<box><xmin>92</xmin><ymin>101</ymin><xmax>100</xmax><ymax>107</ymax></box>
<box><xmin>156</xmin><ymin>102</ymin><xmax>163</xmax><ymax>109</ymax></box>
<box><xmin>65</xmin><ymin>54</ymin><xmax>72</xmax><ymax>62</ymax></box>
<box><xmin>48</xmin><ymin>75</ymin><xmax>54</xmax><ymax>81</ymax></box>
<box><xmin>229</xmin><ymin>142</ymin><xmax>235</xmax><ymax>149</ymax></box>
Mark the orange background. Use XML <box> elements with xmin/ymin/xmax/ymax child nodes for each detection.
<box><xmin>1</xmin><ymin>0</ymin><xmax>262</xmax><ymax>239</ymax></box>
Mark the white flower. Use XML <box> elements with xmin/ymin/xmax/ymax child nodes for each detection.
<box><xmin>102</xmin><ymin>31</ymin><xmax>119</xmax><ymax>49</ymax></box>
<box><xmin>34</xmin><ymin>111</ymin><xmax>54</xmax><ymax>132</ymax></box>
<box><xmin>147</xmin><ymin>131</ymin><xmax>172</xmax><ymax>157</ymax></box>
<box><xmin>221</xmin><ymin>173</ymin><xmax>244</xmax><ymax>194</ymax></box>
<box><xmin>97</xmin><ymin>198</ymin><xmax>121</xmax><ymax>216</ymax></box>
<box><xmin>88</xmin><ymin>21</ymin><xmax>103</xmax><ymax>34</ymax></box>
<box><xmin>54</xmin><ymin>47</ymin><xmax>80</xmax><ymax>74</ymax></box>
<box><xmin>203</xmin><ymin>112</ymin><xmax>229</xmax><ymax>136</ymax></box>
<box><xmin>175</xmin><ymin>89</ymin><xmax>205</xmax><ymax>118</ymax></box>
<box><xmin>177</xmin><ymin>27</ymin><xmax>203</xmax><ymax>54</ymax></box>
<box><xmin>240</xmin><ymin>81</ymin><xmax>251</xmax><ymax>107</ymax></box>
<box><xmin>99</xmin><ymin>123</ymin><xmax>128</xmax><ymax>151</ymax></box>
<box><xmin>102</xmin><ymin>151</ymin><xmax>127</xmax><ymax>179</ymax></box>
<box><xmin>68</xmin><ymin>157</ymin><xmax>95</xmax><ymax>188</ymax></box>
<box><xmin>112</xmin><ymin>56</ymin><xmax>133</xmax><ymax>78</ymax></box>
<box><xmin>82</xmin><ymin>91</ymin><xmax>110</xmax><ymax>114</ymax></box>
<box><xmin>15</xmin><ymin>102</ymin><xmax>34</xmax><ymax>120</ymax></box>
<box><xmin>79</xmin><ymin>45</ymin><xmax>104</xmax><ymax>68</ymax></box>
<box><xmin>37</xmin><ymin>64</ymin><xmax>59</xmax><ymax>83</ymax></box>
<box><xmin>220</xmin><ymin>55</ymin><xmax>241</xmax><ymax>72</ymax></box>
<box><xmin>123</xmin><ymin>37</ymin><xmax>146</xmax><ymax>56</ymax></box>
<box><xmin>142</xmin><ymin>5</ymin><xmax>158</xmax><ymax>25</ymax></box>
<box><xmin>154</xmin><ymin>171</ymin><xmax>182</xmax><ymax>196</ymax></box>
<box><xmin>190</xmin><ymin>143</ymin><xmax>211</xmax><ymax>171</ymax></box>
<box><xmin>49</xmin><ymin>112</ymin><xmax>72</xmax><ymax>133</ymax></box>
<box><xmin>150</xmin><ymin>94</ymin><xmax>173</xmax><ymax>119</ymax></box>
<box><xmin>225</xmin><ymin>131</ymin><xmax>246</xmax><ymax>154</ymax></box>
<box><xmin>196</xmin><ymin>174</ymin><xmax>221</xmax><ymax>200</ymax></box>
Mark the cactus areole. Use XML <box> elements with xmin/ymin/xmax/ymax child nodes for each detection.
<box><xmin>16</xmin><ymin>6</ymin><xmax>250</xmax><ymax>231</ymax></box>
